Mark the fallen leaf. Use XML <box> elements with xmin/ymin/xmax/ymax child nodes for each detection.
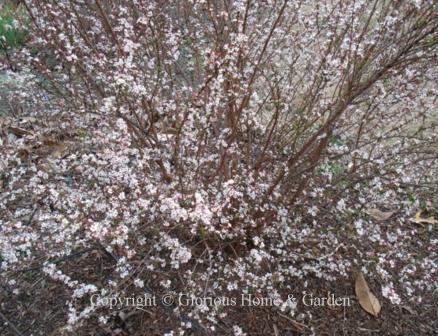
<box><xmin>273</xmin><ymin>324</ymin><xmax>279</xmax><ymax>336</ymax></box>
<box><xmin>17</xmin><ymin>146</ymin><xmax>31</xmax><ymax>160</ymax></box>
<box><xmin>8</xmin><ymin>126</ymin><xmax>31</xmax><ymax>137</ymax></box>
<box><xmin>401</xmin><ymin>305</ymin><xmax>417</xmax><ymax>315</ymax></box>
<box><xmin>290</xmin><ymin>320</ymin><xmax>305</xmax><ymax>332</ymax></box>
<box><xmin>410</xmin><ymin>212</ymin><xmax>438</xmax><ymax>225</ymax></box>
<box><xmin>51</xmin><ymin>143</ymin><xmax>70</xmax><ymax>159</ymax></box>
<box><xmin>364</xmin><ymin>208</ymin><xmax>394</xmax><ymax>221</ymax></box>
<box><xmin>355</xmin><ymin>272</ymin><xmax>381</xmax><ymax>317</ymax></box>
<box><xmin>278</xmin><ymin>313</ymin><xmax>307</xmax><ymax>332</ymax></box>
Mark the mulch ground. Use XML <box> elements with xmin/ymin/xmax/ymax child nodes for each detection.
<box><xmin>1</xmin><ymin>231</ymin><xmax>436</xmax><ymax>336</ymax></box>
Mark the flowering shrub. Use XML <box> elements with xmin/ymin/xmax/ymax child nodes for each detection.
<box><xmin>0</xmin><ymin>0</ymin><xmax>437</xmax><ymax>334</ymax></box>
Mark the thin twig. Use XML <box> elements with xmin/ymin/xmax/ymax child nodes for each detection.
<box><xmin>0</xmin><ymin>310</ymin><xmax>25</xmax><ymax>336</ymax></box>
<box><xmin>13</xmin><ymin>247</ymin><xmax>96</xmax><ymax>275</ymax></box>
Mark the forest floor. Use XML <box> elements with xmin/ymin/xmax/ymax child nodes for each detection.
<box><xmin>1</xmin><ymin>211</ymin><xmax>436</xmax><ymax>336</ymax></box>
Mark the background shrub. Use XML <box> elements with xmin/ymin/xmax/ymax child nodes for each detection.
<box><xmin>0</xmin><ymin>1</ymin><xmax>436</xmax><ymax>334</ymax></box>
<box><xmin>0</xmin><ymin>2</ymin><xmax>27</xmax><ymax>50</ymax></box>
